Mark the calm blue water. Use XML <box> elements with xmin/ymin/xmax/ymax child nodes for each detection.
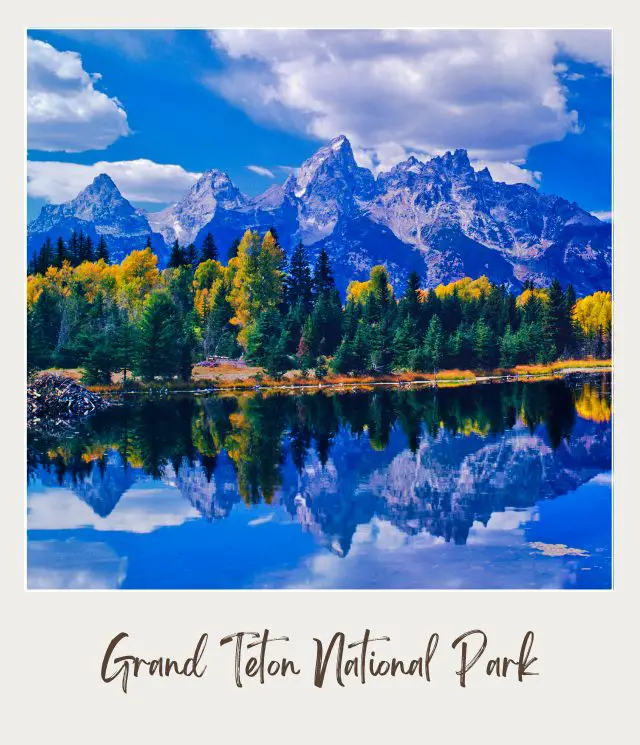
<box><xmin>27</xmin><ymin>374</ymin><xmax>612</xmax><ymax>589</ymax></box>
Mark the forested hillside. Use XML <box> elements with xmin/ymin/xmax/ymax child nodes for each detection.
<box><xmin>27</xmin><ymin>228</ymin><xmax>612</xmax><ymax>384</ymax></box>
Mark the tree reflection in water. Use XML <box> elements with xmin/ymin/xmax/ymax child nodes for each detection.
<box><xmin>27</xmin><ymin>373</ymin><xmax>611</xmax><ymax>552</ymax></box>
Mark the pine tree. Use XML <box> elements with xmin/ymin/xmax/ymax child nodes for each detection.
<box><xmin>398</xmin><ymin>271</ymin><xmax>422</xmax><ymax>324</ymax></box>
<box><xmin>179</xmin><ymin>311</ymin><xmax>198</xmax><ymax>381</ymax></box>
<box><xmin>35</xmin><ymin>238</ymin><xmax>53</xmax><ymax>274</ymax></box>
<box><xmin>393</xmin><ymin>316</ymin><xmax>416</xmax><ymax>369</ymax></box>
<box><xmin>28</xmin><ymin>250</ymin><xmax>37</xmax><ymax>276</ymax></box>
<box><xmin>55</xmin><ymin>237</ymin><xmax>67</xmax><ymax>268</ymax></box>
<box><xmin>168</xmin><ymin>240</ymin><xmax>185</xmax><ymax>269</ymax></box>
<box><xmin>473</xmin><ymin>319</ymin><xmax>497</xmax><ymax>369</ymax></box>
<box><xmin>114</xmin><ymin>308</ymin><xmax>136</xmax><ymax>386</ymax></box>
<box><xmin>310</xmin><ymin>288</ymin><xmax>343</xmax><ymax>356</ymax></box>
<box><xmin>205</xmin><ymin>281</ymin><xmax>239</xmax><ymax>358</ymax></box>
<box><xmin>68</xmin><ymin>230</ymin><xmax>79</xmax><ymax>266</ymax></box>
<box><xmin>499</xmin><ymin>327</ymin><xmax>519</xmax><ymax>368</ymax></box>
<box><xmin>545</xmin><ymin>279</ymin><xmax>566</xmax><ymax>358</ymax></box>
<box><xmin>135</xmin><ymin>292</ymin><xmax>182</xmax><ymax>380</ymax></box>
<box><xmin>83</xmin><ymin>235</ymin><xmax>94</xmax><ymax>263</ymax></box>
<box><xmin>296</xmin><ymin>315</ymin><xmax>315</xmax><ymax>370</ymax></box>
<box><xmin>412</xmin><ymin>315</ymin><xmax>443</xmax><ymax>373</ymax></box>
<box><xmin>27</xmin><ymin>286</ymin><xmax>61</xmax><ymax>370</ymax></box>
<box><xmin>313</xmin><ymin>247</ymin><xmax>334</xmax><ymax>295</ymax></box>
<box><xmin>185</xmin><ymin>243</ymin><xmax>198</xmax><ymax>269</ymax></box>
<box><xmin>201</xmin><ymin>233</ymin><xmax>218</xmax><ymax>262</ymax></box>
<box><xmin>96</xmin><ymin>236</ymin><xmax>110</xmax><ymax>263</ymax></box>
<box><xmin>227</xmin><ymin>238</ymin><xmax>241</xmax><ymax>262</ymax></box>
<box><xmin>564</xmin><ymin>283</ymin><xmax>577</xmax><ymax>354</ymax></box>
<box><xmin>285</xmin><ymin>241</ymin><xmax>313</xmax><ymax>313</ymax></box>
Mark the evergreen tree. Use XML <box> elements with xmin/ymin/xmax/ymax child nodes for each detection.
<box><xmin>313</xmin><ymin>247</ymin><xmax>335</xmax><ymax>294</ymax></box>
<box><xmin>54</xmin><ymin>237</ymin><xmax>67</xmax><ymax>268</ymax></box>
<box><xmin>114</xmin><ymin>308</ymin><xmax>137</xmax><ymax>386</ymax></box>
<box><xmin>440</xmin><ymin>287</ymin><xmax>463</xmax><ymax>334</ymax></box>
<box><xmin>185</xmin><ymin>243</ymin><xmax>198</xmax><ymax>269</ymax></box>
<box><xmin>135</xmin><ymin>292</ymin><xmax>182</xmax><ymax>380</ymax></box>
<box><xmin>393</xmin><ymin>316</ymin><xmax>417</xmax><ymax>369</ymax></box>
<box><xmin>296</xmin><ymin>315</ymin><xmax>315</xmax><ymax>370</ymax></box>
<box><xmin>68</xmin><ymin>230</ymin><xmax>79</xmax><ymax>266</ymax></box>
<box><xmin>310</xmin><ymin>288</ymin><xmax>343</xmax><ymax>356</ymax></box>
<box><xmin>35</xmin><ymin>238</ymin><xmax>53</xmax><ymax>274</ymax></box>
<box><xmin>200</xmin><ymin>233</ymin><xmax>218</xmax><ymax>262</ymax></box>
<box><xmin>227</xmin><ymin>238</ymin><xmax>241</xmax><ymax>261</ymax></box>
<box><xmin>179</xmin><ymin>310</ymin><xmax>198</xmax><ymax>381</ymax></box>
<box><xmin>499</xmin><ymin>327</ymin><xmax>519</xmax><ymax>368</ymax></box>
<box><xmin>285</xmin><ymin>242</ymin><xmax>313</xmax><ymax>313</ymax></box>
<box><xmin>564</xmin><ymin>284</ymin><xmax>577</xmax><ymax>354</ymax></box>
<box><xmin>168</xmin><ymin>240</ymin><xmax>185</xmax><ymax>269</ymax></box>
<box><xmin>412</xmin><ymin>315</ymin><xmax>443</xmax><ymax>373</ymax></box>
<box><xmin>27</xmin><ymin>286</ymin><xmax>61</xmax><ymax>370</ymax></box>
<box><xmin>96</xmin><ymin>236</ymin><xmax>110</xmax><ymax>263</ymax></box>
<box><xmin>28</xmin><ymin>250</ymin><xmax>37</xmax><ymax>276</ymax></box>
<box><xmin>205</xmin><ymin>281</ymin><xmax>239</xmax><ymax>358</ymax></box>
<box><xmin>473</xmin><ymin>319</ymin><xmax>497</xmax><ymax>369</ymax></box>
<box><xmin>398</xmin><ymin>271</ymin><xmax>422</xmax><ymax>324</ymax></box>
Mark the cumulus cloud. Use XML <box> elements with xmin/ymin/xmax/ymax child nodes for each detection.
<box><xmin>27</xmin><ymin>540</ymin><xmax>127</xmax><ymax>589</ymax></box>
<box><xmin>471</xmin><ymin>160</ymin><xmax>542</xmax><ymax>187</ymax></box>
<box><xmin>27</xmin><ymin>159</ymin><xmax>201</xmax><ymax>204</ymax></box>
<box><xmin>208</xmin><ymin>29</ymin><xmax>610</xmax><ymax>173</ymax></box>
<box><xmin>591</xmin><ymin>210</ymin><xmax>612</xmax><ymax>222</ymax></box>
<box><xmin>246</xmin><ymin>164</ymin><xmax>275</xmax><ymax>178</ymax></box>
<box><xmin>28</xmin><ymin>484</ymin><xmax>200</xmax><ymax>534</ymax></box>
<box><xmin>28</xmin><ymin>37</ymin><xmax>130</xmax><ymax>152</ymax></box>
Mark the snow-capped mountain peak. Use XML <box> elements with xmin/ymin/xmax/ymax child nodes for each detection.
<box><xmin>147</xmin><ymin>168</ymin><xmax>247</xmax><ymax>246</ymax></box>
<box><xmin>27</xmin><ymin>136</ymin><xmax>611</xmax><ymax>296</ymax></box>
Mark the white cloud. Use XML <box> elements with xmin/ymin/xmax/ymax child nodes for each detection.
<box><xmin>591</xmin><ymin>210</ymin><xmax>612</xmax><ymax>222</ymax></box>
<box><xmin>246</xmin><ymin>164</ymin><xmax>275</xmax><ymax>178</ymax></box>
<box><xmin>27</xmin><ymin>159</ymin><xmax>201</xmax><ymax>204</ymax></box>
<box><xmin>28</xmin><ymin>484</ymin><xmax>200</xmax><ymax>534</ymax></box>
<box><xmin>27</xmin><ymin>540</ymin><xmax>127</xmax><ymax>589</ymax></box>
<box><xmin>471</xmin><ymin>160</ymin><xmax>542</xmax><ymax>187</ymax></box>
<box><xmin>28</xmin><ymin>37</ymin><xmax>130</xmax><ymax>152</ymax></box>
<box><xmin>554</xmin><ymin>30</ymin><xmax>612</xmax><ymax>73</ymax></box>
<box><xmin>208</xmin><ymin>29</ymin><xmax>610</xmax><ymax>174</ymax></box>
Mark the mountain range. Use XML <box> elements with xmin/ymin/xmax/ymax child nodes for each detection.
<box><xmin>28</xmin><ymin>135</ymin><xmax>612</xmax><ymax>295</ymax></box>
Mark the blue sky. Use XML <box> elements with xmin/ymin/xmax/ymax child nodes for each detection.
<box><xmin>26</xmin><ymin>30</ymin><xmax>612</xmax><ymax>222</ymax></box>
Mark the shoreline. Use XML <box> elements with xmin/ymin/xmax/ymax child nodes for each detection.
<box><xmin>70</xmin><ymin>360</ymin><xmax>611</xmax><ymax>397</ymax></box>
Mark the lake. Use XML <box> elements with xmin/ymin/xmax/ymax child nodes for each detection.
<box><xmin>27</xmin><ymin>373</ymin><xmax>612</xmax><ymax>590</ymax></box>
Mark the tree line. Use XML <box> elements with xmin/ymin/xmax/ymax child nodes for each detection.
<box><xmin>27</xmin><ymin>228</ymin><xmax>612</xmax><ymax>384</ymax></box>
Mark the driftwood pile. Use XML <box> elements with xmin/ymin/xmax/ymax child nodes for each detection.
<box><xmin>27</xmin><ymin>374</ymin><xmax>110</xmax><ymax>429</ymax></box>
<box><xmin>196</xmin><ymin>356</ymin><xmax>248</xmax><ymax>369</ymax></box>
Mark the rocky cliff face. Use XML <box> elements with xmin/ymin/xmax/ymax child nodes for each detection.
<box><xmin>28</xmin><ymin>136</ymin><xmax>611</xmax><ymax>294</ymax></box>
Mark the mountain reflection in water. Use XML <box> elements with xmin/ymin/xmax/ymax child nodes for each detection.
<box><xmin>27</xmin><ymin>374</ymin><xmax>612</xmax><ymax>589</ymax></box>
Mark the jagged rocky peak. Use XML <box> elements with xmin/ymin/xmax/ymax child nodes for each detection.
<box><xmin>182</xmin><ymin>168</ymin><xmax>245</xmax><ymax>210</ymax></box>
<box><xmin>424</xmin><ymin>147</ymin><xmax>474</xmax><ymax>180</ymax></box>
<box><xmin>147</xmin><ymin>168</ymin><xmax>247</xmax><ymax>246</ymax></box>
<box><xmin>72</xmin><ymin>173</ymin><xmax>131</xmax><ymax>215</ymax></box>
<box><xmin>292</xmin><ymin>134</ymin><xmax>375</xmax><ymax>199</ymax></box>
<box><xmin>27</xmin><ymin>133</ymin><xmax>611</xmax><ymax>296</ymax></box>
<box><xmin>86</xmin><ymin>172</ymin><xmax>119</xmax><ymax>193</ymax></box>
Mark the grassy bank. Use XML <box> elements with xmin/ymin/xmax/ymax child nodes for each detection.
<box><xmin>35</xmin><ymin>358</ymin><xmax>611</xmax><ymax>395</ymax></box>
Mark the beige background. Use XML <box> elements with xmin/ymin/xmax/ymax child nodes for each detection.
<box><xmin>3</xmin><ymin>3</ymin><xmax>637</xmax><ymax>742</ymax></box>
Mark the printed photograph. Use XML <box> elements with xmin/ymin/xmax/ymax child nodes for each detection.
<box><xmin>26</xmin><ymin>30</ymin><xmax>612</xmax><ymax>589</ymax></box>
